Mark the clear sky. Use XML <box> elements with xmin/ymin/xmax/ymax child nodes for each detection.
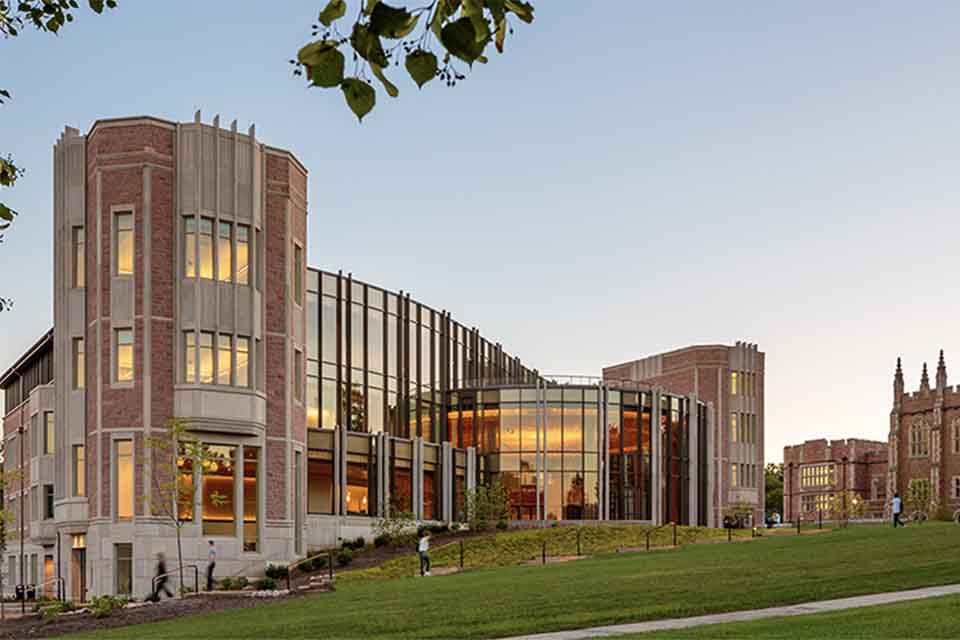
<box><xmin>2</xmin><ymin>1</ymin><xmax>959</xmax><ymax>463</ymax></box>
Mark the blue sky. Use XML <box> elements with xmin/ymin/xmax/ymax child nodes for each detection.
<box><xmin>2</xmin><ymin>1</ymin><xmax>959</xmax><ymax>462</ymax></box>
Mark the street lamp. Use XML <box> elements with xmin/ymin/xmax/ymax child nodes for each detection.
<box><xmin>18</xmin><ymin>423</ymin><xmax>24</xmax><ymax>615</ymax></box>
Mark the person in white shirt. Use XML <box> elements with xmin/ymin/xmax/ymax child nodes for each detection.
<box><xmin>417</xmin><ymin>532</ymin><xmax>431</xmax><ymax>576</ymax></box>
<box><xmin>892</xmin><ymin>493</ymin><xmax>904</xmax><ymax>528</ymax></box>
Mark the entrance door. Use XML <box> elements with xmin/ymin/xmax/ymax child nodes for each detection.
<box><xmin>71</xmin><ymin>550</ymin><xmax>86</xmax><ymax>602</ymax></box>
<box><xmin>43</xmin><ymin>556</ymin><xmax>54</xmax><ymax>599</ymax></box>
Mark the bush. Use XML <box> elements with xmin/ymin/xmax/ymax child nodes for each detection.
<box><xmin>373</xmin><ymin>534</ymin><xmax>389</xmax><ymax>548</ymax></box>
<box><xmin>40</xmin><ymin>600</ymin><xmax>75</xmax><ymax>623</ymax></box>
<box><xmin>450</xmin><ymin>522</ymin><xmax>462</xmax><ymax>531</ymax></box>
<box><xmin>336</xmin><ymin>548</ymin><xmax>353</xmax><ymax>567</ymax></box>
<box><xmin>496</xmin><ymin>520</ymin><xmax>508</xmax><ymax>530</ymax></box>
<box><xmin>220</xmin><ymin>577</ymin><xmax>234</xmax><ymax>591</ymax></box>
<box><xmin>90</xmin><ymin>595</ymin><xmax>128</xmax><ymax>619</ymax></box>
<box><xmin>353</xmin><ymin>536</ymin><xmax>366</xmax><ymax>549</ymax></box>
<box><xmin>253</xmin><ymin>577</ymin><xmax>276</xmax><ymax>591</ymax></box>
<box><xmin>429</xmin><ymin>524</ymin><xmax>447</xmax><ymax>534</ymax></box>
<box><xmin>465</xmin><ymin>480</ymin><xmax>510</xmax><ymax>531</ymax></box>
<box><xmin>298</xmin><ymin>559</ymin><xmax>313</xmax><ymax>573</ymax></box>
<box><xmin>264</xmin><ymin>563</ymin><xmax>289</xmax><ymax>580</ymax></box>
<box><xmin>235</xmin><ymin>576</ymin><xmax>249</xmax><ymax>590</ymax></box>
<box><xmin>312</xmin><ymin>555</ymin><xmax>329</xmax><ymax>571</ymax></box>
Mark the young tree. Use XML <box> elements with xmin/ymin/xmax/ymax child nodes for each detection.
<box><xmin>722</xmin><ymin>500</ymin><xmax>754</xmax><ymax>529</ymax></box>
<box><xmin>827</xmin><ymin>490</ymin><xmax>865</xmax><ymax>527</ymax></box>
<box><xmin>465</xmin><ymin>479</ymin><xmax>509</xmax><ymax>531</ymax></box>
<box><xmin>294</xmin><ymin>1</ymin><xmax>536</xmax><ymax>121</ymax></box>
<box><xmin>905</xmin><ymin>479</ymin><xmax>933</xmax><ymax>523</ymax></box>
<box><xmin>143</xmin><ymin>419</ymin><xmax>226</xmax><ymax>595</ymax></box>
<box><xmin>0</xmin><ymin>467</ymin><xmax>21</xmax><ymax>618</ymax></box>
<box><xmin>373</xmin><ymin>491</ymin><xmax>417</xmax><ymax>544</ymax></box>
<box><xmin>764</xmin><ymin>463</ymin><xmax>783</xmax><ymax>518</ymax></box>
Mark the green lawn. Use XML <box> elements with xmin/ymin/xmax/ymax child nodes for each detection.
<box><xmin>73</xmin><ymin>523</ymin><xmax>960</xmax><ymax>639</ymax></box>
<box><xmin>628</xmin><ymin>593</ymin><xmax>960</xmax><ymax>639</ymax></box>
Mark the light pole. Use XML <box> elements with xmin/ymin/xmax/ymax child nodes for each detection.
<box><xmin>18</xmin><ymin>423</ymin><xmax>24</xmax><ymax>615</ymax></box>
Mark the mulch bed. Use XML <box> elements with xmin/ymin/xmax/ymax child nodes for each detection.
<box><xmin>0</xmin><ymin>592</ymin><xmax>305</xmax><ymax>639</ymax></box>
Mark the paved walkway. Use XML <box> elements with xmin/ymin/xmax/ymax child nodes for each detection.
<box><xmin>502</xmin><ymin>583</ymin><xmax>960</xmax><ymax>640</ymax></box>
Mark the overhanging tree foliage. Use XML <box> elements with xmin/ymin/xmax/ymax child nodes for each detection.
<box><xmin>0</xmin><ymin>0</ymin><xmax>119</xmax><ymax>311</ymax></box>
<box><xmin>294</xmin><ymin>0</ymin><xmax>536</xmax><ymax>120</ymax></box>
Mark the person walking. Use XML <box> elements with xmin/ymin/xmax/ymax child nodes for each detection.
<box><xmin>151</xmin><ymin>552</ymin><xmax>174</xmax><ymax>601</ymax></box>
<box><xmin>206</xmin><ymin>540</ymin><xmax>217</xmax><ymax>590</ymax></box>
<box><xmin>892</xmin><ymin>492</ymin><xmax>904</xmax><ymax>527</ymax></box>
<box><xmin>417</xmin><ymin>531</ymin><xmax>431</xmax><ymax>577</ymax></box>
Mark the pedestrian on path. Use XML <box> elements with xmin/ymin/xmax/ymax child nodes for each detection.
<box><xmin>418</xmin><ymin>531</ymin><xmax>432</xmax><ymax>576</ymax></box>
<box><xmin>206</xmin><ymin>540</ymin><xmax>217</xmax><ymax>590</ymax></box>
<box><xmin>892</xmin><ymin>492</ymin><xmax>904</xmax><ymax>527</ymax></box>
<box><xmin>151</xmin><ymin>552</ymin><xmax>174</xmax><ymax>601</ymax></box>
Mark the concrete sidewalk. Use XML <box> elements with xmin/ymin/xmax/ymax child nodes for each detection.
<box><xmin>502</xmin><ymin>583</ymin><xmax>960</xmax><ymax>640</ymax></box>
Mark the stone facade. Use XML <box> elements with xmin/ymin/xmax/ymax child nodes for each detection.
<box><xmin>889</xmin><ymin>352</ymin><xmax>960</xmax><ymax>521</ymax></box>
<box><xmin>783</xmin><ymin>438</ymin><xmax>888</xmax><ymax>522</ymax></box>
<box><xmin>604</xmin><ymin>342</ymin><xmax>765</xmax><ymax>527</ymax></box>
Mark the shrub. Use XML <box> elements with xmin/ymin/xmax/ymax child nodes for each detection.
<box><xmin>373</xmin><ymin>534</ymin><xmax>389</xmax><ymax>548</ymax></box>
<box><xmin>264</xmin><ymin>563</ymin><xmax>289</xmax><ymax>580</ymax></box>
<box><xmin>496</xmin><ymin>520</ymin><xmax>508</xmax><ymax>530</ymax></box>
<box><xmin>336</xmin><ymin>548</ymin><xmax>354</xmax><ymax>567</ymax></box>
<box><xmin>90</xmin><ymin>595</ymin><xmax>128</xmax><ymax>619</ymax></box>
<box><xmin>220</xmin><ymin>577</ymin><xmax>234</xmax><ymax>591</ymax></box>
<box><xmin>235</xmin><ymin>576</ymin><xmax>249</xmax><ymax>589</ymax></box>
<box><xmin>40</xmin><ymin>600</ymin><xmax>75</xmax><ymax>623</ymax></box>
<box><xmin>465</xmin><ymin>480</ymin><xmax>510</xmax><ymax>531</ymax></box>
<box><xmin>353</xmin><ymin>536</ymin><xmax>366</xmax><ymax>549</ymax></box>
<box><xmin>312</xmin><ymin>555</ymin><xmax>329</xmax><ymax>571</ymax></box>
<box><xmin>450</xmin><ymin>522</ymin><xmax>461</xmax><ymax>532</ymax></box>
<box><xmin>428</xmin><ymin>524</ymin><xmax>447</xmax><ymax>534</ymax></box>
<box><xmin>253</xmin><ymin>578</ymin><xmax>276</xmax><ymax>591</ymax></box>
<box><xmin>298</xmin><ymin>559</ymin><xmax>313</xmax><ymax>573</ymax></box>
<box><xmin>373</xmin><ymin>493</ymin><xmax>417</xmax><ymax>544</ymax></box>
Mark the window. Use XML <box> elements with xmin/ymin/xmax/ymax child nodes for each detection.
<box><xmin>72</xmin><ymin>226</ymin><xmax>85</xmax><ymax>288</ymax></box>
<box><xmin>243</xmin><ymin>447</ymin><xmax>259</xmax><ymax>552</ymax></box>
<box><xmin>909</xmin><ymin>418</ymin><xmax>930</xmax><ymax>457</ymax></box>
<box><xmin>294</xmin><ymin>349</ymin><xmax>303</xmax><ymax>403</ymax></box>
<box><xmin>218</xmin><ymin>335</ymin><xmax>232</xmax><ymax>385</ymax></box>
<box><xmin>178</xmin><ymin>446</ymin><xmax>194</xmax><ymax>522</ymax></box>
<box><xmin>114</xmin><ymin>212</ymin><xmax>133</xmax><ymax>275</ymax></box>
<box><xmin>730</xmin><ymin>413</ymin><xmax>737</xmax><ymax>443</ymax></box>
<box><xmin>953</xmin><ymin>476</ymin><xmax>960</xmax><ymax>500</ymax></box>
<box><xmin>952</xmin><ymin>418</ymin><xmax>960</xmax><ymax>455</ymax></box>
<box><xmin>308</xmin><ymin>451</ymin><xmax>334</xmax><ymax>514</ymax></box>
<box><xmin>115</xmin><ymin>329</ymin><xmax>133</xmax><ymax>383</ymax></box>
<box><xmin>199</xmin><ymin>218</ymin><xmax>214</xmax><ymax>279</ymax></box>
<box><xmin>115</xmin><ymin>544</ymin><xmax>132</xmax><ymax>596</ymax></box>
<box><xmin>203</xmin><ymin>445</ymin><xmax>236</xmax><ymax>536</ymax></box>
<box><xmin>217</xmin><ymin>222</ymin><xmax>232</xmax><ymax>282</ymax></box>
<box><xmin>184</xmin><ymin>331</ymin><xmax>196</xmax><ymax>383</ymax></box>
<box><xmin>43</xmin><ymin>412</ymin><xmax>54</xmax><ymax>455</ymax></box>
<box><xmin>199</xmin><ymin>332</ymin><xmax>214</xmax><ymax>384</ymax></box>
<box><xmin>800</xmin><ymin>464</ymin><xmax>835</xmax><ymax>488</ymax></box>
<box><xmin>73</xmin><ymin>445</ymin><xmax>85</xmax><ymax>497</ymax></box>
<box><xmin>730</xmin><ymin>371</ymin><xmax>738</xmax><ymax>395</ymax></box>
<box><xmin>293</xmin><ymin>244</ymin><xmax>303</xmax><ymax>306</ymax></box>
<box><xmin>43</xmin><ymin>484</ymin><xmax>54</xmax><ymax>520</ymax></box>
<box><xmin>730</xmin><ymin>463</ymin><xmax>738</xmax><ymax>487</ymax></box>
<box><xmin>116</xmin><ymin>440</ymin><xmax>134</xmax><ymax>520</ymax></box>
<box><xmin>236</xmin><ymin>225</ymin><xmax>250</xmax><ymax>285</ymax></box>
<box><xmin>908</xmin><ymin>478</ymin><xmax>930</xmax><ymax>507</ymax></box>
<box><xmin>73</xmin><ymin>338</ymin><xmax>85</xmax><ymax>389</ymax></box>
<box><xmin>236</xmin><ymin>337</ymin><xmax>250</xmax><ymax>387</ymax></box>
<box><xmin>184</xmin><ymin>216</ymin><xmax>196</xmax><ymax>277</ymax></box>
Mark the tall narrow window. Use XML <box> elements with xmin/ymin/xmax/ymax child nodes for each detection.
<box><xmin>730</xmin><ymin>463</ymin><xmax>738</xmax><ymax>487</ymax></box>
<box><xmin>116</xmin><ymin>440</ymin><xmax>133</xmax><ymax>519</ymax></box>
<box><xmin>243</xmin><ymin>447</ymin><xmax>259</xmax><ymax>552</ymax></box>
<box><xmin>236</xmin><ymin>225</ymin><xmax>250</xmax><ymax>285</ymax></box>
<box><xmin>72</xmin><ymin>226</ymin><xmax>85</xmax><ymax>288</ymax></box>
<box><xmin>730</xmin><ymin>412</ymin><xmax>738</xmax><ymax>443</ymax></box>
<box><xmin>73</xmin><ymin>445</ymin><xmax>85</xmax><ymax>497</ymax></box>
<box><xmin>178</xmin><ymin>446</ymin><xmax>194</xmax><ymax>522</ymax></box>
<box><xmin>43</xmin><ymin>412</ymin><xmax>54</xmax><ymax>455</ymax></box>
<box><xmin>114</xmin><ymin>544</ymin><xmax>132</xmax><ymax>596</ymax></box>
<box><xmin>199</xmin><ymin>332</ymin><xmax>214</xmax><ymax>384</ymax></box>
<box><xmin>203</xmin><ymin>445</ymin><xmax>236</xmax><ymax>536</ymax></box>
<box><xmin>73</xmin><ymin>338</ymin><xmax>85</xmax><ymax>390</ymax></box>
<box><xmin>114</xmin><ymin>212</ymin><xmax>133</xmax><ymax>276</ymax></box>
<box><xmin>730</xmin><ymin>371</ymin><xmax>738</xmax><ymax>395</ymax></box>
<box><xmin>218</xmin><ymin>335</ymin><xmax>233</xmax><ymax>385</ymax></box>
<box><xmin>293</xmin><ymin>244</ymin><xmax>304</xmax><ymax>306</ymax></box>
<box><xmin>294</xmin><ymin>349</ymin><xmax>303</xmax><ymax>403</ymax></box>
<box><xmin>184</xmin><ymin>331</ymin><xmax>196</xmax><ymax>383</ymax></box>
<box><xmin>199</xmin><ymin>218</ymin><xmax>214</xmax><ymax>279</ymax></box>
<box><xmin>184</xmin><ymin>216</ymin><xmax>196</xmax><ymax>278</ymax></box>
<box><xmin>115</xmin><ymin>329</ymin><xmax>133</xmax><ymax>383</ymax></box>
<box><xmin>217</xmin><ymin>222</ymin><xmax>232</xmax><ymax>282</ymax></box>
<box><xmin>236</xmin><ymin>337</ymin><xmax>250</xmax><ymax>387</ymax></box>
<box><xmin>43</xmin><ymin>485</ymin><xmax>54</xmax><ymax>519</ymax></box>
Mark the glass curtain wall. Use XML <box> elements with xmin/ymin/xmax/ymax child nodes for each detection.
<box><xmin>608</xmin><ymin>390</ymin><xmax>652</xmax><ymax>521</ymax></box>
<box><xmin>306</xmin><ymin>270</ymin><xmax>536</xmax><ymax>438</ymax></box>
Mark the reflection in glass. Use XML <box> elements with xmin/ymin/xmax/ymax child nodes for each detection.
<box><xmin>368</xmin><ymin>309</ymin><xmax>383</xmax><ymax>373</ymax></box>
<box><xmin>307</xmin><ymin>292</ymin><xmax>319</xmax><ymax>360</ymax></box>
<box><xmin>202</xmin><ymin>445</ymin><xmax>236</xmax><ymax>536</ymax></box>
<box><xmin>184</xmin><ymin>332</ymin><xmax>196</xmax><ymax>383</ymax></box>
<box><xmin>321</xmin><ymin>296</ymin><xmax>336</xmax><ymax>364</ymax></box>
<box><xmin>218</xmin><ymin>222</ymin><xmax>232</xmax><ymax>282</ymax></box>
<box><xmin>308</xmin><ymin>452</ymin><xmax>334</xmax><ymax>514</ymax></box>
<box><xmin>321</xmin><ymin>379</ymin><xmax>337</xmax><ymax>428</ymax></box>
<box><xmin>199</xmin><ymin>332</ymin><xmax>214</xmax><ymax>384</ymax></box>
<box><xmin>368</xmin><ymin>387</ymin><xmax>384</xmax><ymax>434</ymax></box>
<box><xmin>243</xmin><ymin>447</ymin><xmax>259</xmax><ymax>551</ymax></box>
<box><xmin>218</xmin><ymin>334</ymin><xmax>232</xmax><ymax>385</ymax></box>
<box><xmin>115</xmin><ymin>329</ymin><xmax>133</xmax><ymax>382</ymax></box>
<box><xmin>199</xmin><ymin>218</ymin><xmax>214</xmax><ymax>279</ymax></box>
<box><xmin>177</xmin><ymin>446</ymin><xmax>193</xmax><ymax>521</ymax></box>
<box><xmin>236</xmin><ymin>225</ymin><xmax>249</xmax><ymax>285</ymax></box>
<box><xmin>116</xmin><ymin>440</ymin><xmax>134</xmax><ymax>519</ymax></box>
<box><xmin>351</xmin><ymin>304</ymin><xmax>364</xmax><ymax>368</ymax></box>
<box><xmin>236</xmin><ymin>337</ymin><xmax>250</xmax><ymax>387</ymax></box>
<box><xmin>115</xmin><ymin>212</ymin><xmax>133</xmax><ymax>275</ymax></box>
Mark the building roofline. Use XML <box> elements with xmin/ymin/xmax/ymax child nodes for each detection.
<box><xmin>0</xmin><ymin>328</ymin><xmax>54</xmax><ymax>388</ymax></box>
<box><xmin>604</xmin><ymin>343</ymin><xmax>747</xmax><ymax>370</ymax></box>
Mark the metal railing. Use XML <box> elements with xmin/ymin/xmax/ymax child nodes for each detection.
<box><xmin>285</xmin><ymin>548</ymin><xmax>336</xmax><ymax>592</ymax></box>
<box><xmin>152</xmin><ymin>564</ymin><xmax>199</xmax><ymax>598</ymax></box>
<box><xmin>35</xmin><ymin>576</ymin><xmax>66</xmax><ymax>602</ymax></box>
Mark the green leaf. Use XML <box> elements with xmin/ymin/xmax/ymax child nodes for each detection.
<box><xmin>0</xmin><ymin>204</ymin><xmax>17</xmax><ymax>222</ymax></box>
<box><xmin>369</xmin><ymin>3</ymin><xmax>419</xmax><ymax>39</ymax></box>
<box><xmin>370</xmin><ymin>63</ymin><xmax>399</xmax><ymax>98</ymax></box>
<box><xmin>486</xmin><ymin>0</ymin><xmax>506</xmax><ymax>24</ymax></box>
<box><xmin>340</xmin><ymin>78</ymin><xmax>376</xmax><ymax>121</ymax></box>
<box><xmin>505</xmin><ymin>0</ymin><xmax>535</xmax><ymax>23</ymax></box>
<box><xmin>350</xmin><ymin>23</ymin><xmax>389</xmax><ymax>67</ymax></box>
<box><xmin>317</xmin><ymin>0</ymin><xmax>347</xmax><ymax>26</ymax></box>
<box><xmin>405</xmin><ymin>50</ymin><xmax>437</xmax><ymax>88</ymax></box>
<box><xmin>495</xmin><ymin>18</ymin><xmax>506</xmax><ymax>53</ymax></box>
<box><xmin>89</xmin><ymin>0</ymin><xmax>104</xmax><ymax>13</ymax></box>
<box><xmin>364</xmin><ymin>0</ymin><xmax>380</xmax><ymax>15</ymax></box>
<box><xmin>431</xmin><ymin>0</ymin><xmax>462</xmax><ymax>40</ymax></box>
<box><xmin>309</xmin><ymin>47</ymin><xmax>345</xmax><ymax>88</ymax></box>
<box><xmin>440</xmin><ymin>17</ymin><xmax>485</xmax><ymax>64</ymax></box>
<box><xmin>297</xmin><ymin>39</ymin><xmax>335</xmax><ymax>66</ymax></box>
<box><xmin>463</xmin><ymin>0</ymin><xmax>490</xmax><ymax>43</ymax></box>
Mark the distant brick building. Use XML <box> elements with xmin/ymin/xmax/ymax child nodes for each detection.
<box><xmin>889</xmin><ymin>352</ymin><xmax>960</xmax><ymax>520</ymax></box>
<box><xmin>604</xmin><ymin>342</ymin><xmax>764</xmax><ymax>527</ymax></box>
<box><xmin>783</xmin><ymin>438</ymin><xmax>888</xmax><ymax>522</ymax></box>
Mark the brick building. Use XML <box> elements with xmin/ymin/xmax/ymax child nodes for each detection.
<box><xmin>888</xmin><ymin>352</ymin><xmax>960</xmax><ymax>520</ymax></box>
<box><xmin>782</xmin><ymin>438</ymin><xmax>888</xmax><ymax>522</ymax></box>
<box><xmin>603</xmin><ymin>342</ymin><xmax>764</xmax><ymax>527</ymax></box>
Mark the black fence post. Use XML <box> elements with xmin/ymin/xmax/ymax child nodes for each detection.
<box><xmin>797</xmin><ymin>518</ymin><xmax>801</xmax><ymax>536</ymax></box>
<box><xmin>328</xmin><ymin>549</ymin><xmax>334</xmax><ymax>583</ymax></box>
<box><xmin>459</xmin><ymin>541</ymin><xmax>464</xmax><ymax>570</ymax></box>
<box><xmin>672</xmin><ymin>522</ymin><xmax>677</xmax><ymax>547</ymax></box>
<box><xmin>819</xmin><ymin>510</ymin><xmax>822</xmax><ymax>530</ymax></box>
<box><xmin>577</xmin><ymin>529</ymin><xmax>582</xmax><ymax>556</ymax></box>
<box><xmin>541</xmin><ymin>541</ymin><xmax>546</xmax><ymax>565</ymax></box>
<box><xmin>727</xmin><ymin>526</ymin><xmax>732</xmax><ymax>543</ymax></box>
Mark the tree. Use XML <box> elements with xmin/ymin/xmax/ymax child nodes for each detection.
<box><xmin>723</xmin><ymin>500</ymin><xmax>753</xmax><ymax>529</ymax></box>
<box><xmin>143</xmin><ymin>418</ymin><xmax>226</xmax><ymax>595</ymax></box>
<box><xmin>1</xmin><ymin>1</ymin><xmax>120</xmax><ymax>310</ymax></box>
<box><xmin>905</xmin><ymin>479</ymin><xmax>934</xmax><ymax>523</ymax></box>
<box><xmin>827</xmin><ymin>490</ymin><xmax>865</xmax><ymax>527</ymax></box>
<box><xmin>293</xmin><ymin>0</ymin><xmax>536</xmax><ymax>120</ymax></box>
<box><xmin>0</xmin><ymin>466</ymin><xmax>21</xmax><ymax>617</ymax></box>
<box><xmin>465</xmin><ymin>478</ymin><xmax>509</xmax><ymax>530</ymax></box>
<box><xmin>764</xmin><ymin>463</ymin><xmax>783</xmax><ymax>518</ymax></box>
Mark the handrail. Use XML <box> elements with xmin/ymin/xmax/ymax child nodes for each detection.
<box><xmin>152</xmin><ymin>564</ymin><xmax>199</xmax><ymax>597</ymax></box>
<box><xmin>35</xmin><ymin>576</ymin><xmax>66</xmax><ymax>602</ymax></box>
<box><xmin>285</xmin><ymin>547</ymin><xmax>337</xmax><ymax>591</ymax></box>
